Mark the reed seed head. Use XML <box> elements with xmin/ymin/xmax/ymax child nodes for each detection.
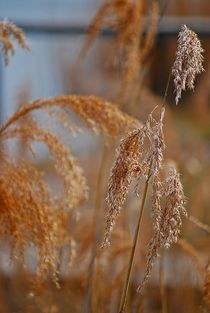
<box><xmin>138</xmin><ymin>166</ymin><xmax>187</xmax><ymax>292</ymax></box>
<box><xmin>102</xmin><ymin>107</ymin><xmax>165</xmax><ymax>247</ymax></box>
<box><xmin>172</xmin><ymin>24</ymin><xmax>204</xmax><ymax>104</ymax></box>
<box><xmin>0</xmin><ymin>20</ymin><xmax>29</xmax><ymax>64</ymax></box>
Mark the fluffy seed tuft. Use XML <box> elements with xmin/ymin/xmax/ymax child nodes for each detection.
<box><xmin>172</xmin><ymin>24</ymin><xmax>204</xmax><ymax>104</ymax></box>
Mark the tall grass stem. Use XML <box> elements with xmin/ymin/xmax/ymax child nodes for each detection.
<box><xmin>118</xmin><ymin>161</ymin><xmax>153</xmax><ymax>313</ymax></box>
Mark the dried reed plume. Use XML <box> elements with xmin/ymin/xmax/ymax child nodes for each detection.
<box><xmin>0</xmin><ymin>20</ymin><xmax>29</xmax><ymax>64</ymax></box>
<box><xmin>0</xmin><ymin>157</ymin><xmax>60</xmax><ymax>279</ymax></box>
<box><xmin>80</xmin><ymin>0</ymin><xmax>159</xmax><ymax>104</ymax></box>
<box><xmin>0</xmin><ymin>121</ymin><xmax>87</xmax><ymax>280</ymax></box>
<box><xmin>172</xmin><ymin>24</ymin><xmax>204</xmax><ymax>104</ymax></box>
<box><xmin>3</xmin><ymin>123</ymin><xmax>88</xmax><ymax>210</ymax></box>
<box><xmin>137</xmin><ymin>167</ymin><xmax>187</xmax><ymax>292</ymax></box>
<box><xmin>102</xmin><ymin>106</ymin><xmax>165</xmax><ymax>247</ymax></box>
<box><xmin>103</xmin><ymin>108</ymin><xmax>186</xmax><ymax>309</ymax></box>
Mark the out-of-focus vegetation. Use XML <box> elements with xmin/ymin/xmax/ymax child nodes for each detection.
<box><xmin>0</xmin><ymin>1</ymin><xmax>210</xmax><ymax>313</ymax></box>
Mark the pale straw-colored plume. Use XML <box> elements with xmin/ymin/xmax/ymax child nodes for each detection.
<box><xmin>137</xmin><ymin>166</ymin><xmax>187</xmax><ymax>292</ymax></box>
<box><xmin>0</xmin><ymin>20</ymin><xmax>29</xmax><ymax>64</ymax></box>
<box><xmin>102</xmin><ymin>106</ymin><xmax>165</xmax><ymax>247</ymax></box>
<box><xmin>172</xmin><ymin>24</ymin><xmax>204</xmax><ymax>104</ymax></box>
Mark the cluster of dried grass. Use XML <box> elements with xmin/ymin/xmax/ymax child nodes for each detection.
<box><xmin>0</xmin><ymin>5</ymin><xmax>209</xmax><ymax>313</ymax></box>
<box><xmin>0</xmin><ymin>22</ymin><xmax>141</xmax><ymax>284</ymax></box>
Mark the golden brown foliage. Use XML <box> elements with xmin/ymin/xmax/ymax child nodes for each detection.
<box><xmin>0</xmin><ymin>20</ymin><xmax>29</xmax><ymax>64</ymax></box>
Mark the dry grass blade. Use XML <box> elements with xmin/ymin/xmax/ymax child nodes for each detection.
<box><xmin>0</xmin><ymin>20</ymin><xmax>29</xmax><ymax>64</ymax></box>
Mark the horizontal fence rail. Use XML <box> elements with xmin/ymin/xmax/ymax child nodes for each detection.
<box><xmin>0</xmin><ymin>17</ymin><xmax>210</xmax><ymax>37</ymax></box>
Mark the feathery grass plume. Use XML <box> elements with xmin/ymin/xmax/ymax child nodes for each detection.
<box><xmin>0</xmin><ymin>158</ymin><xmax>60</xmax><ymax>279</ymax></box>
<box><xmin>0</xmin><ymin>95</ymin><xmax>140</xmax><ymax>139</ymax></box>
<box><xmin>80</xmin><ymin>0</ymin><xmax>159</xmax><ymax>104</ymax></box>
<box><xmin>0</xmin><ymin>20</ymin><xmax>29</xmax><ymax>64</ymax></box>
<box><xmin>0</xmin><ymin>121</ymin><xmax>87</xmax><ymax>281</ymax></box>
<box><xmin>102</xmin><ymin>106</ymin><xmax>165</xmax><ymax>247</ymax></box>
<box><xmin>2</xmin><ymin>123</ymin><xmax>88</xmax><ymax>210</ymax></box>
<box><xmin>172</xmin><ymin>24</ymin><xmax>204</xmax><ymax>104</ymax></box>
<box><xmin>137</xmin><ymin>166</ymin><xmax>187</xmax><ymax>292</ymax></box>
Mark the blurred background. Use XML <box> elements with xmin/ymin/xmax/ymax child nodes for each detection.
<box><xmin>0</xmin><ymin>1</ymin><xmax>210</xmax><ymax>313</ymax></box>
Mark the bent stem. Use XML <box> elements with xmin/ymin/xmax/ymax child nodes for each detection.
<box><xmin>118</xmin><ymin>161</ymin><xmax>153</xmax><ymax>313</ymax></box>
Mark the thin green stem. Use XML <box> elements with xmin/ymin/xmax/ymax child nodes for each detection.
<box><xmin>118</xmin><ymin>162</ymin><xmax>153</xmax><ymax>313</ymax></box>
